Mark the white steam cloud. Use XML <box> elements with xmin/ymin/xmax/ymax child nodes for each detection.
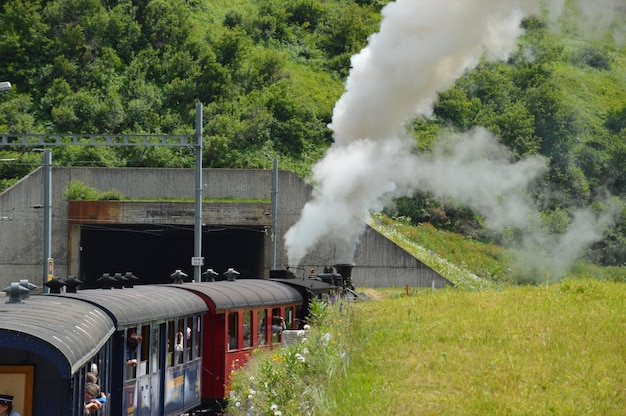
<box><xmin>284</xmin><ymin>0</ymin><xmax>620</xmax><ymax>279</ymax></box>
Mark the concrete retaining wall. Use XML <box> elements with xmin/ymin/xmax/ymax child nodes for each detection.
<box><xmin>0</xmin><ymin>167</ymin><xmax>451</xmax><ymax>290</ymax></box>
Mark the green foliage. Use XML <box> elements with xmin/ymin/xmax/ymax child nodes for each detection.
<box><xmin>63</xmin><ymin>179</ymin><xmax>126</xmax><ymax>200</ymax></box>
<box><xmin>63</xmin><ymin>179</ymin><xmax>100</xmax><ymax>200</ymax></box>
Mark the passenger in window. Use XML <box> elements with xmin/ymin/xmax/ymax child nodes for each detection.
<box><xmin>0</xmin><ymin>394</ymin><xmax>21</xmax><ymax>416</ymax></box>
<box><xmin>271</xmin><ymin>316</ymin><xmax>286</xmax><ymax>333</ymax></box>
<box><xmin>84</xmin><ymin>383</ymin><xmax>104</xmax><ymax>415</ymax></box>
<box><xmin>87</xmin><ymin>373</ymin><xmax>107</xmax><ymax>404</ymax></box>
<box><xmin>175</xmin><ymin>331</ymin><xmax>184</xmax><ymax>352</ymax></box>
<box><xmin>126</xmin><ymin>332</ymin><xmax>143</xmax><ymax>366</ymax></box>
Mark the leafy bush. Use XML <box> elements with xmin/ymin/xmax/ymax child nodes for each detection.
<box><xmin>63</xmin><ymin>180</ymin><xmax>125</xmax><ymax>201</ymax></box>
<box><xmin>571</xmin><ymin>46</ymin><xmax>612</xmax><ymax>70</ymax></box>
<box><xmin>64</xmin><ymin>180</ymin><xmax>100</xmax><ymax>200</ymax></box>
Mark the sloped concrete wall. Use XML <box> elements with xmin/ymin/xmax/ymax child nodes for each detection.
<box><xmin>0</xmin><ymin>167</ymin><xmax>450</xmax><ymax>290</ymax></box>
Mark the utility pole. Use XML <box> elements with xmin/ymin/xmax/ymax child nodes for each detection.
<box><xmin>43</xmin><ymin>149</ymin><xmax>52</xmax><ymax>291</ymax></box>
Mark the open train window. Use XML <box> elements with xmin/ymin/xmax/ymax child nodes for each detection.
<box><xmin>176</xmin><ymin>318</ymin><xmax>185</xmax><ymax>365</ymax></box>
<box><xmin>295</xmin><ymin>305</ymin><xmax>305</xmax><ymax>329</ymax></box>
<box><xmin>243</xmin><ymin>311</ymin><xmax>252</xmax><ymax>348</ymax></box>
<box><xmin>125</xmin><ymin>327</ymin><xmax>139</xmax><ymax>380</ymax></box>
<box><xmin>167</xmin><ymin>320</ymin><xmax>175</xmax><ymax>368</ymax></box>
<box><xmin>258</xmin><ymin>309</ymin><xmax>267</xmax><ymax>346</ymax></box>
<box><xmin>228</xmin><ymin>313</ymin><xmax>238</xmax><ymax>351</ymax></box>
<box><xmin>285</xmin><ymin>307</ymin><xmax>294</xmax><ymax>329</ymax></box>
<box><xmin>151</xmin><ymin>325</ymin><xmax>160</xmax><ymax>373</ymax></box>
<box><xmin>193</xmin><ymin>315</ymin><xmax>202</xmax><ymax>359</ymax></box>
<box><xmin>139</xmin><ymin>325</ymin><xmax>150</xmax><ymax>375</ymax></box>
<box><xmin>271</xmin><ymin>307</ymin><xmax>283</xmax><ymax>344</ymax></box>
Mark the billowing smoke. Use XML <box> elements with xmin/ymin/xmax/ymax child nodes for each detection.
<box><xmin>284</xmin><ymin>0</ymin><xmax>620</xmax><ymax>279</ymax></box>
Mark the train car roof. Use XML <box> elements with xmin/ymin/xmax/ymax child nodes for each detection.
<box><xmin>0</xmin><ymin>295</ymin><xmax>115</xmax><ymax>377</ymax></box>
<box><xmin>168</xmin><ymin>279</ymin><xmax>303</xmax><ymax>311</ymax></box>
<box><xmin>52</xmin><ymin>285</ymin><xmax>208</xmax><ymax>327</ymax></box>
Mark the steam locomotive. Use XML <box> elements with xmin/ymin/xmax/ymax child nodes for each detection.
<box><xmin>0</xmin><ymin>265</ymin><xmax>353</xmax><ymax>416</ymax></box>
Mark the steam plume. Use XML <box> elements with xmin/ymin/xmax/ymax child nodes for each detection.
<box><xmin>284</xmin><ymin>0</ymin><xmax>619</xmax><ymax>279</ymax></box>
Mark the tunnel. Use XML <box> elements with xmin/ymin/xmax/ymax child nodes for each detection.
<box><xmin>78</xmin><ymin>224</ymin><xmax>265</xmax><ymax>288</ymax></box>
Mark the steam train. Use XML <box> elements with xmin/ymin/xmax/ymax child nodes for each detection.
<box><xmin>0</xmin><ymin>265</ymin><xmax>352</xmax><ymax>416</ymax></box>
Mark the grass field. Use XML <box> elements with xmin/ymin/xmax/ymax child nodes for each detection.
<box><xmin>324</xmin><ymin>280</ymin><xmax>626</xmax><ymax>415</ymax></box>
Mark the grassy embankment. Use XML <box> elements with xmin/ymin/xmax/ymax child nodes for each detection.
<box><xmin>227</xmin><ymin>216</ymin><xmax>626</xmax><ymax>415</ymax></box>
<box><xmin>327</xmin><ymin>280</ymin><xmax>626</xmax><ymax>415</ymax></box>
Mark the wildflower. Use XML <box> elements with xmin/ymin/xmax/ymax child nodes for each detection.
<box><xmin>295</xmin><ymin>353</ymin><xmax>306</xmax><ymax>363</ymax></box>
<box><xmin>297</xmin><ymin>330</ymin><xmax>305</xmax><ymax>337</ymax></box>
<box><xmin>274</xmin><ymin>411</ymin><xmax>282</xmax><ymax>416</ymax></box>
<box><xmin>270</xmin><ymin>404</ymin><xmax>278</xmax><ymax>410</ymax></box>
<box><xmin>321</xmin><ymin>333</ymin><xmax>332</xmax><ymax>343</ymax></box>
<box><xmin>249</xmin><ymin>376</ymin><xmax>255</xmax><ymax>381</ymax></box>
<box><xmin>302</xmin><ymin>348</ymin><xmax>309</xmax><ymax>355</ymax></box>
<box><xmin>303</xmin><ymin>324</ymin><xmax>310</xmax><ymax>330</ymax></box>
<box><xmin>249</xmin><ymin>389</ymin><xmax>256</xmax><ymax>395</ymax></box>
<box><xmin>235</xmin><ymin>402</ymin><xmax>241</xmax><ymax>407</ymax></box>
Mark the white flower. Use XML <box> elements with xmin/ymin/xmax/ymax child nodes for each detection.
<box><xmin>301</xmin><ymin>348</ymin><xmax>309</xmax><ymax>355</ymax></box>
<box><xmin>303</xmin><ymin>324</ymin><xmax>310</xmax><ymax>330</ymax></box>
<box><xmin>295</xmin><ymin>353</ymin><xmax>306</xmax><ymax>363</ymax></box>
<box><xmin>274</xmin><ymin>411</ymin><xmax>282</xmax><ymax>416</ymax></box>
<box><xmin>322</xmin><ymin>333</ymin><xmax>332</xmax><ymax>343</ymax></box>
<box><xmin>270</xmin><ymin>404</ymin><xmax>278</xmax><ymax>410</ymax></box>
<box><xmin>249</xmin><ymin>376</ymin><xmax>255</xmax><ymax>381</ymax></box>
<box><xmin>297</xmin><ymin>330</ymin><xmax>305</xmax><ymax>337</ymax></box>
<box><xmin>235</xmin><ymin>402</ymin><xmax>241</xmax><ymax>407</ymax></box>
<box><xmin>249</xmin><ymin>389</ymin><xmax>256</xmax><ymax>395</ymax></box>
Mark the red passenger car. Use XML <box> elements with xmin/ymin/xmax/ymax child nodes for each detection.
<box><xmin>171</xmin><ymin>279</ymin><xmax>306</xmax><ymax>410</ymax></box>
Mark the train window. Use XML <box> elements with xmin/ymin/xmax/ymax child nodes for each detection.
<box><xmin>167</xmin><ymin>320</ymin><xmax>175</xmax><ymax>368</ymax></box>
<box><xmin>228</xmin><ymin>313</ymin><xmax>238</xmax><ymax>351</ymax></box>
<box><xmin>243</xmin><ymin>311</ymin><xmax>252</xmax><ymax>348</ymax></box>
<box><xmin>151</xmin><ymin>325</ymin><xmax>160</xmax><ymax>373</ymax></box>
<box><xmin>185</xmin><ymin>318</ymin><xmax>192</xmax><ymax>361</ymax></box>
<box><xmin>285</xmin><ymin>307</ymin><xmax>294</xmax><ymax>329</ymax></box>
<box><xmin>295</xmin><ymin>305</ymin><xmax>305</xmax><ymax>329</ymax></box>
<box><xmin>139</xmin><ymin>325</ymin><xmax>150</xmax><ymax>375</ymax></box>
<box><xmin>193</xmin><ymin>315</ymin><xmax>202</xmax><ymax>359</ymax></box>
<box><xmin>176</xmin><ymin>318</ymin><xmax>185</xmax><ymax>365</ymax></box>
<box><xmin>125</xmin><ymin>327</ymin><xmax>141</xmax><ymax>380</ymax></box>
<box><xmin>258</xmin><ymin>309</ymin><xmax>267</xmax><ymax>346</ymax></box>
<box><xmin>271</xmin><ymin>307</ymin><xmax>283</xmax><ymax>344</ymax></box>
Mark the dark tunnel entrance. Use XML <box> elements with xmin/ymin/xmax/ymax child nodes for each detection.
<box><xmin>79</xmin><ymin>224</ymin><xmax>265</xmax><ymax>288</ymax></box>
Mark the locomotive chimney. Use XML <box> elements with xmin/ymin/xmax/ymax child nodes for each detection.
<box><xmin>224</xmin><ymin>268</ymin><xmax>240</xmax><ymax>281</ymax></box>
<box><xmin>65</xmin><ymin>276</ymin><xmax>83</xmax><ymax>293</ymax></box>
<box><xmin>333</xmin><ymin>263</ymin><xmax>355</xmax><ymax>289</ymax></box>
